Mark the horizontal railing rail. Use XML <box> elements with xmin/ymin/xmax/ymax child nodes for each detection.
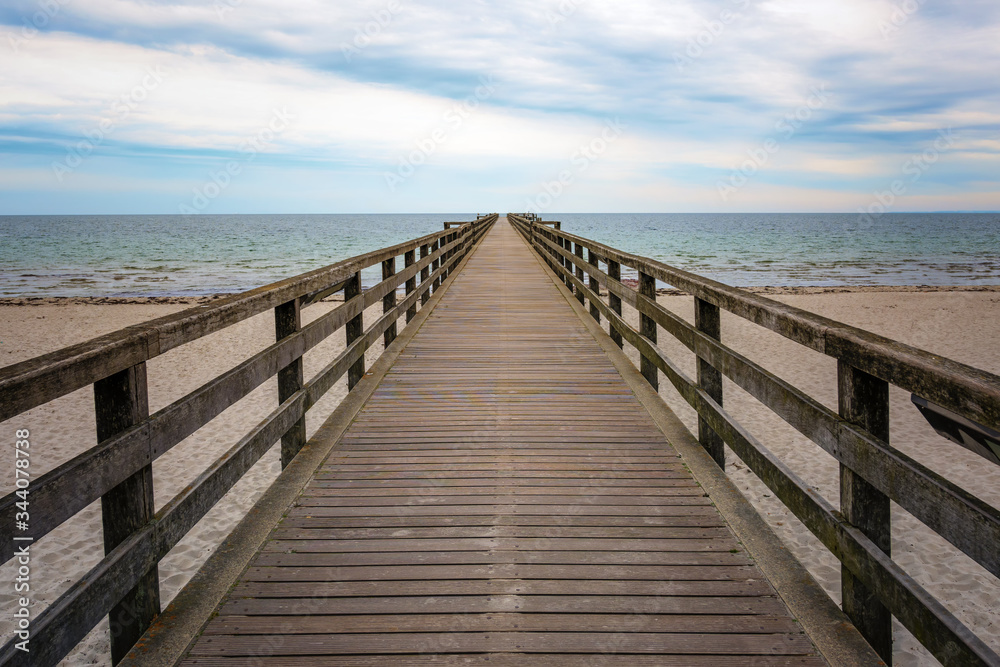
<box><xmin>0</xmin><ymin>214</ymin><xmax>497</xmax><ymax>666</ymax></box>
<box><xmin>508</xmin><ymin>213</ymin><xmax>1000</xmax><ymax>666</ymax></box>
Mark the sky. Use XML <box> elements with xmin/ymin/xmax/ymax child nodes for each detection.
<box><xmin>1</xmin><ymin>0</ymin><xmax>998</xmax><ymax>214</ymax></box>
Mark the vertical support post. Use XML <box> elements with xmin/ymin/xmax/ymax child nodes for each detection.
<box><xmin>574</xmin><ymin>242</ymin><xmax>585</xmax><ymax>306</ymax></box>
<box><xmin>560</xmin><ymin>237</ymin><xmax>571</xmax><ymax>287</ymax></box>
<box><xmin>459</xmin><ymin>227</ymin><xmax>470</xmax><ymax>259</ymax></box>
<box><xmin>555</xmin><ymin>236</ymin><xmax>563</xmax><ymax>279</ymax></box>
<box><xmin>382</xmin><ymin>257</ymin><xmax>397</xmax><ymax>347</ymax></box>
<box><xmin>95</xmin><ymin>363</ymin><xmax>159</xmax><ymax>665</ymax></box>
<box><xmin>432</xmin><ymin>238</ymin><xmax>442</xmax><ymax>292</ymax></box>
<box><xmin>607</xmin><ymin>259</ymin><xmax>623</xmax><ymax>348</ymax></box>
<box><xmin>346</xmin><ymin>271</ymin><xmax>365</xmax><ymax>390</ymax></box>
<box><xmin>588</xmin><ymin>250</ymin><xmax>600</xmax><ymax>322</ymax></box>
<box><xmin>405</xmin><ymin>249</ymin><xmax>417</xmax><ymax>322</ymax></box>
<box><xmin>440</xmin><ymin>234</ymin><xmax>449</xmax><ymax>281</ymax></box>
<box><xmin>568</xmin><ymin>242</ymin><xmax>575</xmax><ymax>287</ymax></box>
<box><xmin>838</xmin><ymin>361</ymin><xmax>892</xmax><ymax>664</ymax></box>
<box><xmin>420</xmin><ymin>244</ymin><xmax>431</xmax><ymax>305</ymax></box>
<box><xmin>443</xmin><ymin>232</ymin><xmax>454</xmax><ymax>278</ymax></box>
<box><xmin>695</xmin><ymin>297</ymin><xmax>725</xmax><ymax>469</ymax></box>
<box><xmin>275</xmin><ymin>298</ymin><xmax>305</xmax><ymax>468</ymax></box>
<box><xmin>638</xmin><ymin>271</ymin><xmax>658</xmax><ymax>390</ymax></box>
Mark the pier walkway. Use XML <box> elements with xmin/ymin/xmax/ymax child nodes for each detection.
<box><xmin>180</xmin><ymin>220</ymin><xmax>823</xmax><ymax>665</ymax></box>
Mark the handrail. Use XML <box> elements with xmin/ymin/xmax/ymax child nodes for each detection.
<box><xmin>0</xmin><ymin>225</ymin><xmax>490</xmax><ymax>422</ymax></box>
<box><xmin>0</xmin><ymin>213</ymin><xmax>497</xmax><ymax>666</ymax></box>
<box><xmin>508</xmin><ymin>213</ymin><xmax>1000</xmax><ymax>666</ymax></box>
<box><xmin>512</xmin><ymin>216</ymin><xmax>1000</xmax><ymax>429</ymax></box>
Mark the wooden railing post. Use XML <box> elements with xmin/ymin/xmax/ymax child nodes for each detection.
<box><xmin>555</xmin><ymin>236</ymin><xmax>564</xmax><ymax>278</ymax></box>
<box><xmin>432</xmin><ymin>239</ymin><xmax>442</xmax><ymax>292</ymax></box>
<box><xmin>838</xmin><ymin>361</ymin><xmax>892</xmax><ymax>663</ymax></box>
<box><xmin>561</xmin><ymin>236</ymin><xmax>572</xmax><ymax>288</ymax></box>
<box><xmin>275</xmin><ymin>298</ymin><xmax>305</xmax><ymax>468</ymax></box>
<box><xmin>639</xmin><ymin>271</ymin><xmax>658</xmax><ymax>390</ymax></box>
<box><xmin>574</xmin><ymin>242</ymin><xmax>586</xmax><ymax>306</ymax></box>
<box><xmin>588</xmin><ymin>249</ymin><xmax>600</xmax><ymax>322</ymax></box>
<box><xmin>460</xmin><ymin>227</ymin><xmax>471</xmax><ymax>258</ymax></box>
<box><xmin>346</xmin><ymin>271</ymin><xmax>365</xmax><ymax>390</ymax></box>
<box><xmin>95</xmin><ymin>363</ymin><xmax>159</xmax><ymax>665</ymax></box>
<box><xmin>440</xmin><ymin>234</ymin><xmax>449</xmax><ymax>281</ymax></box>
<box><xmin>446</xmin><ymin>232</ymin><xmax>456</xmax><ymax>276</ymax></box>
<box><xmin>420</xmin><ymin>243</ymin><xmax>431</xmax><ymax>305</ymax></box>
<box><xmin>382</xmin><ymin>257</ymin><xmax>397</xmax><ymax>347</ymax></box>
<box><xmin>695</xmin><ymin>298</ymin><xmax>725</xmax><ymax>469</ymax></box>
<box><xmin>405</xmin><ymin>249</ymin><xmax>417</xmax><ymax>322</ymax></box>
<box><xmin>445</xmin><ymin>231</ymin><xmax>453</xmax><ymax>272</ymax></box>
<box><xmin>607</xmin><ymin>259</ymin><xmax>623</xmax><ymax>348</ymax></box>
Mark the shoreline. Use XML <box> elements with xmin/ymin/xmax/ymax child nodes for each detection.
<box><xmin>2</xmin><ymin>283</ymin><xmax>999</xmax><ymax>307</ymax></box>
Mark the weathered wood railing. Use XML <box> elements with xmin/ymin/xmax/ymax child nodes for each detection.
<box><xmin>0</xmin><ymin>214</ymin><xmax>497</xmax><ymax>666</ymax></box>
<box><xmin>508</xmin><ymin>213</ymin><xmax>1000</xmax><ymax>666</ymax></box>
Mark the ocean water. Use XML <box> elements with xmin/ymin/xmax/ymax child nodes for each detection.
<box><xmin>0</xmin><ymin>213</ymin><xmax>997</xmax><ymax>297</ymax></box>
<box><xmin>0</xmin><ymin>214</ymin><xmax>468</xmax><ymax>297</ymax></box>
<box><xmin>559</xmin><ymin>213</ymin><xmax>1000</xmax><ymax>288</ymax></box>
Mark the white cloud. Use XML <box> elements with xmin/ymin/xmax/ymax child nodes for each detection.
<box><xmin>1</xmin><ymin>32</ymin><xmax>618</xmax><ymax>164</ymax></box>
<box><xmin>1</xmin><ymin>0</ymin><xmax>999</xmax><ymax>211</ymax></box>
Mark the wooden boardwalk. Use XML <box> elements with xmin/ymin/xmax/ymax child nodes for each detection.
<box><xmin>181</xmin><ymin>220</ymin><xmax>822</xmax><ymax>665</ymax></box>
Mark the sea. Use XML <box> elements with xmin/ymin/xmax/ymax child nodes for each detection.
<box><xmin>0</xmin><ymin>213</ymin><xmax>998</xmax><ymax>298</ymax></box>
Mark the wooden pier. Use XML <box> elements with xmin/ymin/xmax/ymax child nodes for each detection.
<box><xmin>3</xmin><ymin>214</ymin><xmax>998</xmax><ymax>666</ymax></box>
<box><xmin>179</xmin><ymin>220</ymin><xmax>822</xmax><ymax>664</ymax></box>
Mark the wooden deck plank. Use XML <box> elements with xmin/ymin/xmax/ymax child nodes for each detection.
<box><xmin>262</xmin><ymin>538</ymin><xmax>741</xmax><ymax>553</ymax></box>
<box><xmin>202</xmin><ymin>613</ymin><xmax>801</xmax><ymax>635</ymax></box>
<box><xmin>253</xmin><ymin>551</ymin><xmax>754</xmax><ymax>567</ymax></box>
<box><xmin>307</xmin><ymin>481</ymin><xmax>697</xmax><ymax>490</ymax></box>
<box><xmin>241</xmin><ymin>564</ymin><xmax>762</xmax><ymax>581</ymax></box>
<box><xmin>231</xmin><ymin>579</ymin><xmax>776</xmax><ymax>598</ymax></box>
<box><xmin>188</xmin><ymin>632</ymin><xmax>816</xmax><ymax>656</ymax></box>
<box><xmin>308</xmin><ymin>480</ymin><xmax>697</xmax><ymax>488</ymax></box>
<box><xmin>181</xmin><ymin>656</ymin><xmax>826</xmax><ymax>666</ymax></box>
<box><xmin>183</xmin><ymin>218</ymin><xmax>821</xmax><ymax>664</ymax></box>
<box><xmin>268</xmin><ymin>527</ymin><xmax>729</xmax><ymax>540</ymax></box>
<box><xmin>313</xmin><ymin>470</ymin><xmax>686</xmax><ymax>479</ymax></box>
<box><xmin>287</xmin><ymin>504</ymin><xmax>718</xmax><ymax>517</ymax></box>
<box><xmin>280</xmin><ymin>514</ymin><xmax>726</xmax><ymax>527</ymax></box>
<box><xmin>219</xmin><ymin>595</ymin><xmax>790</xmax><ymax>616</ymax></box>
<box><xmin>297</xmin><ymin>492</ymin><xmax>707</xmax><ymax>504</ymax></box>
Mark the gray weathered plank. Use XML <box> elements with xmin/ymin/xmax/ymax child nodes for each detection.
<box><xmin>183</xmin><ymin>218</ymin><xmax>819</xmax><ymax>664</ymax></box>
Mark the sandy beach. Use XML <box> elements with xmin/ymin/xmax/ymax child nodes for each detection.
<box><xmin>620</xmin><ymin>287</ymin><xmax>1000</xmax><ymax>666</ymax></box>
<box><xmin>1</xmin><ymin>287</ymin><xmax>999</xmax><ymax>665</ymax></box>
<box><xmin>0</xmin><ymin>295</ymin><xmax>393</xmax><ymax>665</ymax></box>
